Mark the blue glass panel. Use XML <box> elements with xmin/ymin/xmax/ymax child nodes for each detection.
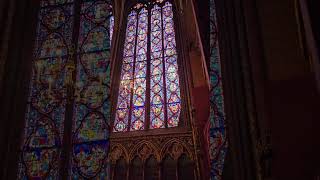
<box><xmin>209</xmin><ymin>0</ymin><xmax>227</xmax><ymax>179</ymax></box>
<box><xmin>70</xmin><ymin>0</ymin><xmax>112</xmax><ymax>178</ymax></box>
<box><xmin>19</xmin><ymin>1</ymin><xmax>74</xmax><ymax>179</ymax></box>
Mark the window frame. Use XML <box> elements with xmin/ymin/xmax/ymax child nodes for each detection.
<box><xmin>110</xmin><ymin>0</ymin><xmax>191</xmax><ymax>135</ymax></box>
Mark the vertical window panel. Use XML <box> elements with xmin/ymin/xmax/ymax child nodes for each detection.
<box><xmin>162</xmin><ymin>2</ymin><xmax>181</xmax><ymax>128</ymax></box>
<box><xmin>131</xmin><ymin>8</ymin><xmax>148</xmax><ymax>131</ymax></box>
<box><xmin>19</xmin><ymin>0</ymin><xmax>74</xmax><ymax>179</ymax></box>
<box><xmin>114</xmin><ymin>11</ymin><xmax>138</xmax><ymax>132</ymax></box>
<box><xmin>110</xmin><ymin>15</ymin><xmax>114</xmax><ymax>43</ymax></box>
<box><xmin>150</xmin><ymin>5</ymin><xmax>165</xmax><ymax>129</ymax></box>
<box><xmin>209</xmin><ymin>0</ymin><xmax>227</xmax><ymax>179</ymax></box>
<box><xmin>21</xmin><ymin>0</ymin><xmax>113</xmax><ymax>179</ymax></box>
<box><xmin>71</xmin><ymin>0</ymin><xmax>112</xmax><ymax>178</ymax></box>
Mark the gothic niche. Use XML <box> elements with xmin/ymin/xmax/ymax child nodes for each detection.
<box><xmin>109</xmin><ymin>138</ymin><xmax>196</xmax><ymax>180</ymax></box>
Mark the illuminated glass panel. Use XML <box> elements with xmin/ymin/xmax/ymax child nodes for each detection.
<box><xmin>114</xmin><ymin>1</ymin><xmax>181</xmax><ymax>132</ymax></box>
<box><xmin>71</xmin><ymin>0</ymin><xmax>112</xmax><ymax>178</ymax></box>
<box><xmin>114</xmin><ymin>11</ymin><xmax>138</xmax><ymax>132</ymax></box>
<box><xmin>150</xmin><ymin>5</ymin><xmax>165</xmax><ymax>129</ymax></box>
<box><xmin>162</xmin><ymin>2</ymin><xmax>181</xmax><ymax>128</ymax></box>
<box><xmin>110</xmin><ymin>15</ymin><xmax>114</xmax><ymax>43</ymax></box>
<box><xmin>131</xmin><ymin>8</ymin><xmax>148</xmax><ymax>131</ymax></box>
<box><xmin>18</xmin><ymin>0</ymin><xmax>74</xmax><ymax>179</ymax></box>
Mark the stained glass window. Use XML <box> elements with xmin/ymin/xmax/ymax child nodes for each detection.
<box><xmin>113</xmin><ymin>0</ymin><xmax>181</xmax><ymax>132</ymax></box>
<box><xmin>19</xmin><ymin>0</ymin><xmax>113</xmax><ymax>179</ymax></box>
<box><xmin>18</xmin><ymin>1</ymin><xmax>74</xmax><ymax>178</ymax></box>
<box><xmin>209</xmin><ymin>0</ymin><xmax>227</xmax><ymax>179</ymax></box>
<box><xmin>71</xmin><ymin>0</ymin><xmax>113</xmax><ymax>178</ymax></box>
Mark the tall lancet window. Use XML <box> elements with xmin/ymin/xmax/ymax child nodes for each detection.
<box><xmin>113</xmin><ymin>0</ymin><xmax>181</xmax><ymax>132</ymax></box>
<box><xmin>18</xmin><ymin>0</ymin><xmax>114</xmax><ymax>179</ymax></box>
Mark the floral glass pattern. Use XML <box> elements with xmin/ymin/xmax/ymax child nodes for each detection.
<box><xmin>209</xmin><ymin>0</ymin><xmax>228</xmax><ymax>179</ymax></box>
<box><xmin>113</xmin><ymin>1</ymin><xmax>181</xmax><ymax>132</ymax></box>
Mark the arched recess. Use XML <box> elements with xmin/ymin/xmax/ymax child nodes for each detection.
<box><xmin>129</xmin><ymin>156</ymin><xmax>143</xmax><ymax>180</ymax></box>
<box><xmin>113</xmin><ymin>157</ymin><xmax>128</xmax><ymax>180</ymax></box>
<box><xmin>177</xmin><ymin>154</ymin><xmax>195</xmax><ymax>180</ymax></box>
<box><xmin>161</xmin><ymin>155</ymin><xmax>176</xmax><ymax>180</ymax></box>
<box><xmin>109</xmin><ymin>144</ymin><xmax>129</xmax><ymax>180</ymax></box>
<box><xmin>160</xmin><ymin>138</ymin><xmax>193</xmax><ymax>161</ymax></box>
<box><xmin>109</xmin><ymin>144</ymin><xmax>130</xmax><ymax>164</ymax></box>
<box><xmin>129</xmin><ymin>140</ymin><xmax>161</xmax><ymax>162</ymax></box>
<box><xmin>144</xmin><ymin>155</ymin><xmax>159</xmax><ymax>180</ymax></box>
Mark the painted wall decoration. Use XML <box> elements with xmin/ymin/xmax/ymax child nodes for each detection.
<box><xmin>113</xmin><ymin>1</ymin><xmax>181</xmax><ymax>132</ymax></box>
<box><xmin>19</xmin><ymin>0</ymin><xmax>113</xmax><ymax>179</ymax></box>
<box><xmin>209</xmin><ymin>0</ymin><xmax>228</xmax><ymax>179</ymax></box>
